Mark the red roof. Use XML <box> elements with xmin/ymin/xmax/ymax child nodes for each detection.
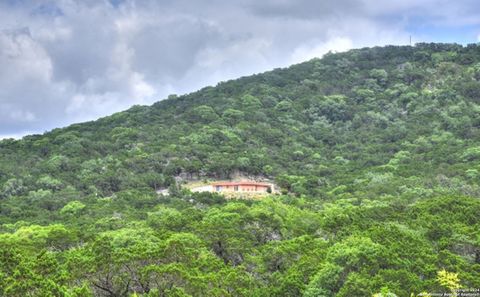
<box><xmin>211</xmin><ymin>181</ymin><xmax>271</xmax><ymax>187</ymax></box>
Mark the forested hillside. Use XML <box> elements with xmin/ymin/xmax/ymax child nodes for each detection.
<box><xmin>1</xmin><ymin>43</ymin><xmax>480</xmax><ymax>296</ymax></box>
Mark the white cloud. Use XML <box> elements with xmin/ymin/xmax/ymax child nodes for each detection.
<box><xmin>0</xmin><ymin>131</ymin><xmax>35</xmax><ymax>140</ymax></box>
<box><xmin>0</xmin><ymin>103</ymin><xmax>36</xmax><ymax>122</ymax></box>
<box><xmin>290</xmin><ymin>37</ymin><xmax>353</xmax><ymax>64</ymax></box>
<box><xmin>131</xmin><ymin>72</ymin><xmax>156</xmax><ymax>101</ymax></box>
<box><xmin>0</xmin><ymin>29</ymin><xmax>52</xmax><ymax>83</ymax></box>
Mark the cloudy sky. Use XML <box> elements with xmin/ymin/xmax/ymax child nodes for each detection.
<box><xmin>1</xmin><ymin>0</ymin><xmax>479</xmax><ymax>139</ymax></box>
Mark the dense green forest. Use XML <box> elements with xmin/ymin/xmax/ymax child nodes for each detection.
<box><xmin>1</xmin><ymin>43</ymin><xmax>480</xmax><ymax>296</ymax></box>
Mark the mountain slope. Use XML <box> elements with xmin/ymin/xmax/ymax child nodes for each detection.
<box><xmin>1</xmin><ymin>43</ymin><xmax>480</xmax><ymax>296</ymax></box>
<box><xmin>2</xmin><ymin>43</ymin><xmax>480</xmax><ymax>199</ymax></box>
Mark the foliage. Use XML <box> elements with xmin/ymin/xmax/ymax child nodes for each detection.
<box><xmin>1</xmin><ymin>43</ymin><xmax>480</xmax><ymax>296</ymax></box>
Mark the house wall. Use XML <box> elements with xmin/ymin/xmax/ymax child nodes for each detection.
<box><xmin>214</xmin><ymin>184</ymin><xmax>270</xmax><ymax>192</ymax></box>
<box><xmin>189</xmin><ymin>182</ymin><xmax>273</xmax><ymax>195</ymax></box>
<box><xmin>238</xmin><ymin>185</ymin><xmax>269</xmax><ymax>192</ymax></box>
<box><xmin>191</xmin><ymin>185</ymin><xmax>213</xmax><ymax>192</ymax></box>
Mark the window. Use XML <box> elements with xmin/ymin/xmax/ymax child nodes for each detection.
<box><xmin>234</xmin><ymin>185</ymin><xmax>238</xmax><ymax>191</ymax></box>
<box><xmin>216</xmin><ymin>186</ymin><xmax>222</xmax><ymax>192</ymax></box>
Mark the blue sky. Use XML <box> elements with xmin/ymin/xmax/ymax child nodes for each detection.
<box><xmin>0</xmin><ymin>0</ymin><xmax>479</xmax><ymax>139</ymax></box>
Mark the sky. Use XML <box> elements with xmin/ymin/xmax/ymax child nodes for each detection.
<box><xmin>0</xmin><ymin>0</ymin><xmax>479</xmax><ymax>139</ymax></box>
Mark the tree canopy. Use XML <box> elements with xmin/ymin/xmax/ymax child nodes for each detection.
<box><xmin>1</xmin><ymin>43</ymin><xmax>480</xmax><ymax>296</ymax></box>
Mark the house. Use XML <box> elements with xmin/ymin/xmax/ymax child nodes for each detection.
<box><xmin>210</xmin><ymin>181</ymin><xmax>273</xmax><ymax>193</ymax></box>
